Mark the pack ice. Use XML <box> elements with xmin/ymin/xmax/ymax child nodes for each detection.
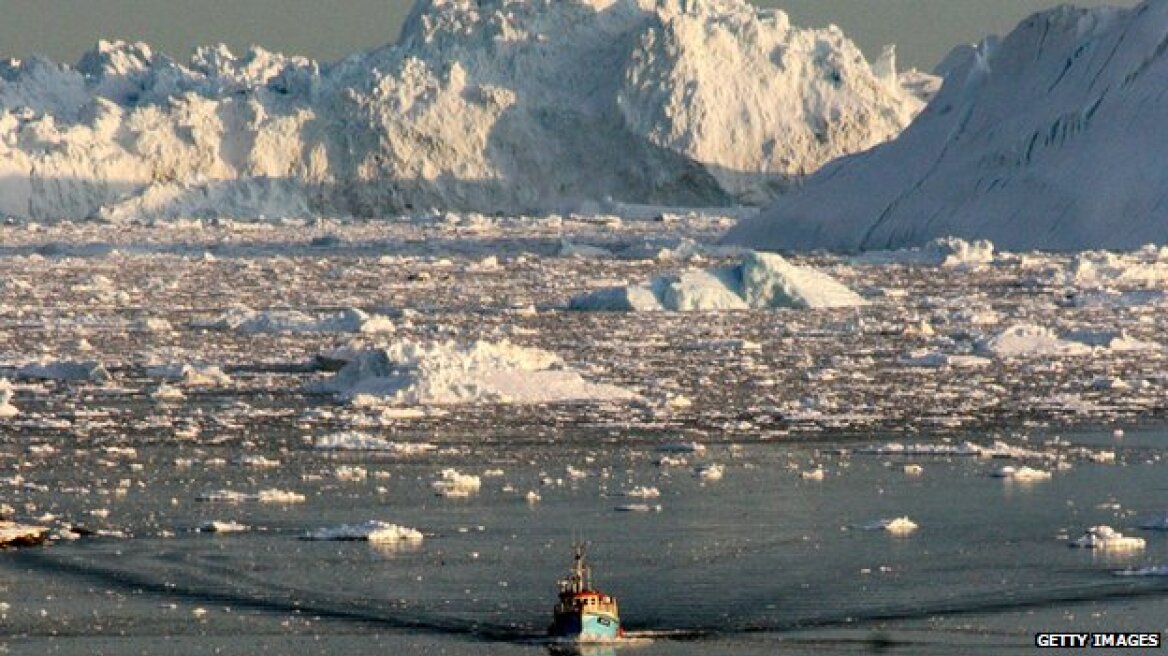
<box><xmin>0</xmin><ymin>0</ymin><xmax>931</xmax><ymax>221</ymax></box>
<box><xmin>569</xmin><ymin>251</ymin><xmax>865</xmax><ymax>311</ymax></box>
<box><xmin>725</xmin><ymin>0</ymin><xmax>1168</xmax><ymax>252</ymax></box>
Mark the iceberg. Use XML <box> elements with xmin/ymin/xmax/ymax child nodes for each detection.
<box><xmin>569</xmin><ymin>251</ymin><xmax>866</xmax><ymax>312</ymax></box>
<box><xmin>312</xmin><ymin>340</ymin><xmax>635</xmax><ymax>405</ymax></box>
<box><xmin>724</xmin><ymin>1</ymin><xmax>1168</xmax><ymax>252</ymax></box>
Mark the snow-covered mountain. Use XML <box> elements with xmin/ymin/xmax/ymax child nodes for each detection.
<box><xmin>0</xmin><ymin>0</ymin><xmax>928</xmax><ymax>222</ymax></box>
<box><xmin>725</xmin><ymin>0</ymin><xmax>1168</xmax><ymax>253</ymax></box>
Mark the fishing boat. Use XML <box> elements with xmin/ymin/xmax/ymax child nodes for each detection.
<box><xmin>548</xmin><ymin>543</ymin><xmax>622</xmax><ymax>641</ymax></box>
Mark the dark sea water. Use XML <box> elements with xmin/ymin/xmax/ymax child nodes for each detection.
<box><xmin>2</xmin><ymin>426</ymin><xmax>1167</xmax><ymax>655</ymax></box>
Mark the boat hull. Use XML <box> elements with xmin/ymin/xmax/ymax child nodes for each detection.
<box><xmin>549</xmin><ymin>611</ymin><xmax>621</xmax><ymax>640</ymax></box>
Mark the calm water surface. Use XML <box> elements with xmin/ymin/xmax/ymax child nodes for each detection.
<box><xmin>3</xmin><ymin>427</ymin><xmax>1167</xmax><ymax>655</ymax></box>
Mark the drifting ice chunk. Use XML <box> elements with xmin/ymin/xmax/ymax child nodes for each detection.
<box><xmin>0</xmin><ymin>385</ymin><xmax>19</xmax><ymax>418</ymax></box>
<box><xmin>196</xmin><ymin>489</ymin><xmax>306</xmax><ymax>503</ymax></box>
<box><xmin>146</xmin><ymin>364</ymin><xmax>232</xmax><ymax>387</ymax></box>
<box><xmin>853</xmin><ymin>237</ymin><xmax>995</xmax><ymax>267</ymax></box>
<box><xmin>198</xmin><ymin>520</ymin><xmax>250</xmax><ymax>533</ymax></box>
<box><xmin>863</xmin><ymin>517</ymin><xmax>918</xmax><ymax>535</ymax></box>
<box><xmin>304</xmin><ymin>521</ymin><xmax>423</xmax><ymax>543</ymax></box>
<box><xmin>17</xmin><ymin>360</ymin><xmax>111</xmax><ymax>383</ymax></box>
<box><xmin>1070</xmin><ymin>526</ymin><xmax>1145</xmax><ymax>550</ymax></box>
<box><xmin>695</xmin><ymin>464</ymin><xmax>724</xmax><ymax>481</ymax></box>
<box><xmin>432</xmin><ymin>469</ymin><xmax>481</xmax><ymax>498</ymax></box>
<box><xmin>313</xmin><ymin>340</ymin><xmax>635</xmax><ymax>405</ymax></box>
<box><xmin>1115</xmin><ymin>566</ymin><xmax>1168</xmax><ymax>577</ymax></box>
<box><xmin>614</xmin><ymin>503</ymin><xmax>662</xmax><ymax>512</ymax></box>
<box><xmin>992</xmin><ymin>465</ymin><xmax>1052</xmax><ymax>481</ymax></box>
<box><xmin>313</xmin><ymin>432</ymin><xmax>436</xmax><ymax>454</ymax></box>
<box><xmin>570</xmin><ymin>251</ymin><xmax>865</xmax><ymax>312</ymax></box>
<box><xmin>197</xmin><ymin>307</ymin><xmax>393</xmax><ymax>334</ymax></box>
<box><xmin>0</xmin><ymin>521</ymin><xmax>50</xmax><ymax>547</ymax></box>
<box><xmin>977</xmin><ymin>324</ymin><xmax>1094</xmax><ymax>358</ymax></box>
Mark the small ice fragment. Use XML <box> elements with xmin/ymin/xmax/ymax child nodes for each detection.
<box><xmin>525</xmin><ymin>490</ymin><xmax>541</xmax><ymax>503</ymax></box>
<box><xmin>625</xmin><ymin>486</ymin><xmax>660</xmax><ymax>498</ymax></box>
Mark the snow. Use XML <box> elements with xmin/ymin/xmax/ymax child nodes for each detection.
<box><xmin>1069</xmin><ymin>525</ymin><xmax>1145</xmax><ymax>550</ymax></box>
<box><xmin>569</xmin><ymin>251</ymin><xmax>865</xmax><ymax>311</ymax></box>
<box><xmin>312</xmin><ymin>340</ymin><xmax>635</xmax><ymax>405</ymax></box>
<box><xmin>303</xmin><ymin>521</ymin><xmax>423</xmax><ymax>543</ymax></box>
<box><xmin>724</xmin><ymin>0</ymin><xmax>1168</xmax><ymax>252</ymax></box>
<box><xmin>0</xmin><ymin>1</ymin><xmax>930</xmax><ymax>222</ymax></box>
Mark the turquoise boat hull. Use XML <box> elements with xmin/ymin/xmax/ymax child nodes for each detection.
<box><xmin>549</xmin><ymin>610</ymin><xmax>621</xmax><ymax>640</ymax></box>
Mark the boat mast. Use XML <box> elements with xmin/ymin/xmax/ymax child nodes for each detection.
<box><xmin>573</xmin><ymin>542</ymin><xmax>590</xmax><ymax>591</ymax></box>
